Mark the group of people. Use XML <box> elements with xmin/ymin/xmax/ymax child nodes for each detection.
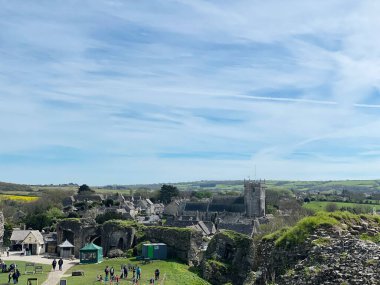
<box><xmin>51</xmin><ymin>258</ymin><xmax>64</xmax><ymax>271</ymax></box>
<box><xmin>0</xmin><ymin>260</ymin><xmax>21</xmax><ymax>284</ymax></box>
<box><xmin>96</xmin><ymin>264</ymin><xmax>160</xmax><ymax>284</ymax></box>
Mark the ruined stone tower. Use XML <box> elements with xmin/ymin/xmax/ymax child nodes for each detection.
<box><xmin>244</xmin><ymin>180</ymin><xmax>265</xmax><ymax>218</ymax></box>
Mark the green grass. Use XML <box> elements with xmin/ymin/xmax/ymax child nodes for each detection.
<box><xmin>0</xmin><ymin>260</ymin><xmax>50</xmax><ymax>284</ymax></box>
<box><xmin>62</xmin><ymin>258</ymin><xmax>210</xmax><ymax>285</ymax></box>
<box><xmin>262</xmin><ymin>211</ymin><xmax>378</xmax><ymax>248</ymax></box>
<box><xmin>303</xmin><ymin>201</ymin><xmax>380</xmax><ymax>212</ymax></box>
<box><xmin>273</xmin><ymin>212</ymin><xmax>339</xmax><ymax>247</ymax></box>
<box><xmin>360</xmin><ymin>233</ymin><xmax>380</xmax><ymax>243</ymax></box>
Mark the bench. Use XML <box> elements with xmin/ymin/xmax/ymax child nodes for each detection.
<box><xmin>72</xmin><ymin>270</ymin><xmax>85</xmax><ymax>276</ymax></box>
<box><xmin>35</xmin><ymin>265</ymin><xmax>43</xmax><ymax>274</ymax></box>
<box><xmin>142</xmin><ymin>257</ymin><xmax>152</xmax><ymax>264</ymax></box>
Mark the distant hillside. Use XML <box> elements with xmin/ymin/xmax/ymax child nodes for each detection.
<box><xmin>0</xmin><ymin>181</ymin><xmax>32</xmax><ymax>192</ymax></box>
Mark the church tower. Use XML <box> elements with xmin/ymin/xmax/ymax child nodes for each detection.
<box><xmin>244</xmin><ymin>180</ymin><xmax>265</xmax><ymax>218</ymax></box>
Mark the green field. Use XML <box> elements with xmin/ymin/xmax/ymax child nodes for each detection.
<box><xmin>62</xmin><ymin>258</ymin><xmax>210</xmax><ymax>285</ymax></box>
<box><xmin>303</xmin><ymin>201</ymin><xmax>380</xmax><ymax>212</ymax></box>
<box><xmin>0</xmin><ymin>260</ymin><xmax>50</xmax><ymax>284</ymax></box>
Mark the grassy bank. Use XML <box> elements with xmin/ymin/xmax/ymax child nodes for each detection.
<box><xmin>0</xmin><ymin>260</ymin><xmax>50</xmax><ymax>284</ymax></box>
<box><xmin>62</xmin><ymin>258</ymin><xmax>210</xmax><ymax>285</ymax></box>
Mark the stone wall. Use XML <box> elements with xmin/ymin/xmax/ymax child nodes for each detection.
<box><xmin>101</xmin><ymin>220</ymin><xmax>138</xmax><ymax>257</ymax></box>
<box><xmin>0</xmin><ymin>212</ymin><xmax>4</xmax><ymax>245</ymax></box>
<box><xmin>56</xmin><ymin>218</ymin><xmax>100</xmax><ymax>257</ymax></box>
<box><xmin>142</xmin><ymin>226</ymin><xmax>203</xmax><ymax>265</ymax></box>
<box><xmin>98</xmin><ymin>221</ymin><xmax>203</xmax><ymax>265</ymax></box>
<box><xmin>201</xmin><ymin>230</ymin><xmax>255</xmax><ymax>285</ymax></box>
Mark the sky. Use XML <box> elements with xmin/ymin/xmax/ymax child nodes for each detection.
<box><xmin>1</xmin><ymin>0</ymin><xmax>380</xmax><ymax>185</ymax></box>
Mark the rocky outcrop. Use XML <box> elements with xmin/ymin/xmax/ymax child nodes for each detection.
<box><xmin>282</xmin><ymin>231</ymin><xmax>380</xmax><ymax>284</ymax></box>
<box><xmin>201</xmin><ymin>230</ymin><xmax>255</xmax><ymax>285</ymax></box>
<box><xmin>254</xmin><ymin>212</ymin><xmax>380</xmax><ymax>285</ymax></box>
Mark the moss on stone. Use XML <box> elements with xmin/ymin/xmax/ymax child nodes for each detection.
<box><xmin>311</xmin><ymin>237</ymin><xmax>332</xmax><ymax>247</ymax></box>
<box><xmin>219</xmin><ymin>230</ymin><xmax>252</xmax><ymax>247</ymax></box>
<box><xmin>264</xmin><ymin>211</ymin><xmax>380</xmax><ymax>249</ymax></box>
<box><xmin>103</xmin><ymin>219</ymin><xmax>142</xmax><ymax>229</ymax></box>
<box><xmin>360</xmin><ymin>233</ymin><xmax>380</xmax><ymax>243</ymax></box>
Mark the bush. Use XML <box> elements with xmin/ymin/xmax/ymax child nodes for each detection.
<box><xmin>125</xmin><ymin>249</ymin><xmax>134</xmax><ymax>258</ymax></box>
<box><xmin>108</xmin><ymin>249</ymin><xmax>124</xmax><ymax>258</ymax></box>
<box><xmin>325</xmin><ymin>203</ymin><xmax>338</xmax><ymax>212</ymax></box>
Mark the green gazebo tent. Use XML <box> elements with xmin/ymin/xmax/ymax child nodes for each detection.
<box><xmin>79</xmin><ymin>243</ymin><xmax>103</xmax><ymax>264</ymax></box>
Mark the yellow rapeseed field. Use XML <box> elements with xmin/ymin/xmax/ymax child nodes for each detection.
<box><xmin>0</xmin><ymin>194</ymin><xmax>39</xmax><ymax>202</ymax></box>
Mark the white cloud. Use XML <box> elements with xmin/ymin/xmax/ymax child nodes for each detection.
<box><xmin>1</xmin><ymin>0</ymin><xmax>380</xmax><ymax>184</ymax></box>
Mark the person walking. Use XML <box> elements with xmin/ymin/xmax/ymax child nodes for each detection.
<box><xmin>110</xmin><ymin>266</ymin><xmax>115</xmax><ymax>280</ymax></box>
<box><xmin>58</xmin><ymin>258</ymin><xmax>63</xmax><ymax>271</ymax></box>
<box><xmin>52</xmin><ymin>259</ymin><xmax>57</xmax><ymax>271</ymax></box>
<box><xmin>8</xmin><ymin>270</ymin><xmax>12</xmax><ymax>283</ymax></box>
<box><xmin>104</xmin><ymin>265</ymin><xmax>110</xmax><ymax>281</ymax></box>
<box><xmin>154</xmin><ymin>268</ymin><xmax>160</xmax><ymax>280</ymax></box>
<box><xmin>136</xmin><ymin>266</ymin><xmax>141</xmax><ymax>280</ymax></box>
<box><xmin>12</xmin><ymin>269</ymin><xmax>20</xmax><ymax>284</ymax></box>
<box><xmin>123</xmin><ymin>265</ymin><xmax>128</xmax><ymax>279</ymax></box>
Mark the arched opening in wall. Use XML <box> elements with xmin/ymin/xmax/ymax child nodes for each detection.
<box><xmin>224</xmin><ymin>243</ymin><xmax>233</xmax><ymax>260</ymax></box>
<box><xmin>62</xmin><ymin>230</ymin><xmax>75</xmax><ymax>245</ymax></box>
<box><xmin>118</xmin><ymin>238</ymin><xmax>124</xmax><ymax>249</ymax></box>
<box><xmin>91</xmin><ymin>236</ymin><xmax>102</xmax><ymax>247</ymax></box>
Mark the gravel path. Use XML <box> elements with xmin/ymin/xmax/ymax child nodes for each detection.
<box><xmin>1</xmin><ymin>252</ymin><xmax>79</xmax><ymax>285</ymax></box>
<box><xmin>41</xmin><ymin>260</ymin><xmax>77</xmax><ymax>285</ymax></box>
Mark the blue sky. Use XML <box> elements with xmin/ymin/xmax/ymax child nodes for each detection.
<box><xmin>1</xmin><ymin>0</ymin><xmax>380</xmax><ymax>185</ymax></box>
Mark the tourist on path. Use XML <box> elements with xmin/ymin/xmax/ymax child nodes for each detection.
<box><xmin>52</xmin><ymin>259</ymin><xmax>57</xmax><ymax>271</ymax></box>
<box><xmin>58</xmin><ymin>258</ymin><xmax>63</xmax><ymax>271</ymax></box>
<box><xmin>155</xmin><ymin>268</ymin><xmax>160</xmax><ymax>280</ymax></box>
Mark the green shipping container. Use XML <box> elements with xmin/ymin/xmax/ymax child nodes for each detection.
<box><xmin>142</xmin><ymin>243</ymin><xmax>167</xmax><ymax>260</ymax></box>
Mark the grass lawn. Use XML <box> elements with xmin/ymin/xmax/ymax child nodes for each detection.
<box><xmin>62</xmin><ymin>258</ymin><xmax>209</xmax><ymax>285</ymax></box>
<box><xmin>303</xmin><ymin>201</ymin><xmax>380</xmax><ymax>212</ymax></box>
<box><xmin>0</xmin><ymin>260</ymin><xmax>50</xmax><ymax>284</ymax></box>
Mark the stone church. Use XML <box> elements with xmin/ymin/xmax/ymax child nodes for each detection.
<box><xmin>166</xmin><ymin>180</ymin><xmax>267</xmax><ymax>236</ymax></box>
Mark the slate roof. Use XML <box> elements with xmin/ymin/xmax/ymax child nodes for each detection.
<box><xmin>10</xmin><ymin>230</ymin><xmax>30</xmax><ymax>241</ymax></box>
<box><xmin>58</xmin><ymin>239</ymin><xmax>75</xmax><ymax>248</ymax></box>
<box><xmin>208</xmin><ymin>196</ymin><xmax>245</xmax><ymax>213</ymax></box>
<box><xmin>184</xmin><ymin>202</ymin><xmax>209</xmax><ymax>211</ymax></box>
<box><xmin>11</xmin><ymin>230</ymin><xmax>45</xmax><ymax>244</ymax></box>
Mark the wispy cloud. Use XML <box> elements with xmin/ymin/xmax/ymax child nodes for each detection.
<box><xmin>1</xmin><ymin>1</ymin><xmax>380</xmax><ymax>184</ymax></box>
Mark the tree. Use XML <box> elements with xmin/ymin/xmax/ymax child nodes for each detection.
<box><xmin>78</xmin><ymin>184</ymin><xmax>95</xmax><ymax>194</ymax></box>
<box><xmin>3</xmin><ymin>223</ymin><xmax>13</xmax><ymax>247</ymax></box>
<box><xmin>325</xmin><ymin>202</ymin><xmax>338</xmax><ymax>212</ymax></box>
<box><xmin>159</xmin><ymin>184</ymin><xmax>180</xmax><ymax>204</ymax></box>
<box><xmin>104</xmin><ymin>199</ymin><xmax>114</xmax><ymax>207</ymax></box>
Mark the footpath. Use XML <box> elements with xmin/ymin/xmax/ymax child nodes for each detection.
<box><xmin>2</xmin><ymin>252</ymin><xmax>79</xmax><ymax>285</ymax></box>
